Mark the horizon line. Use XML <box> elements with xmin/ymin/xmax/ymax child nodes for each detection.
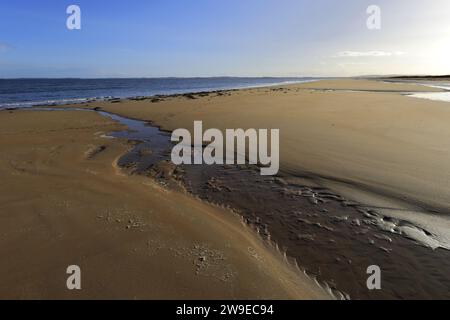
<box><xmin>2</xmin><ymin>74</ymin><xmax>448</xmax><ymax>80</ymax></box>
<box><xmin>0</xmin><ymin>74</ymin><xmax>449</xmax><ymax>80</ymax></box>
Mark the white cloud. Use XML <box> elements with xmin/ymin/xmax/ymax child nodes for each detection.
<box><xmin>335</xmin><ymin>51</ymin><xmax>406</xmax><ymax>58</ymax></box>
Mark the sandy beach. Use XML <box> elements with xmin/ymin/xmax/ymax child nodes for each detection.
<box><xmin>70</xmin><ymin>79</ymin><xmax>449</xmax><ymax>213</ymax></box>
<box><xmin>0</xmin><ymin>109</ymin><xmax>330</xmax><ymax>299</ymax></box>
<box><xmin>43</xmin><ymin>78</ymin><xmax>450</xmax><ymax>299</ymax></box>
<box><xmin>2</xmin><ymin>78</ymin><xmax>450</xmax><ymax>299</ymax></box>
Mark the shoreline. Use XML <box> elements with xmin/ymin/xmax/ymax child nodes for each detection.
<box><xmin>0</xmin><ymin>77</ymin><xmax>323</xmax><ymax>110</ymax></box>
<box><xmin>2</xmin><ymin>77</ymin><xmax>443</xmax><ymax>112</ymax></box>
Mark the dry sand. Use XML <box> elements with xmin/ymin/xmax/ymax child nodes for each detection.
<box><xmin>0</xmin><ymin>109</ymin><xmax>329</xmax><ymax>299</ymax></box>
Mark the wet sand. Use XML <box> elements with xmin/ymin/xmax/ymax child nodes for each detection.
<box><xmin>96</xmin><ymin>108</ymin><xmax>450</xmax><ymax>300</ymax></box>
<box><xmin>51</xmin><ymin>78</ymin><xmax>450</xmax><ymax>299</ymax></box>
<box><xmin>0</xmin><ymin>109</ymin><xmax>330</xmax><ymax>299</ymax></box>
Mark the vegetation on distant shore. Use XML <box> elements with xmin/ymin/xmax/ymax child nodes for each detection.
<box><xmin>386</xmin><ymin>75</ymin><xmax>450</xmax><ymax>80</ymax></box>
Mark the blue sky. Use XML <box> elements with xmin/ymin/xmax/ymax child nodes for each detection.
<box><xmin>1</xmin><ymin>0</ymin><xmax>450</xmax><ymax>78</ymax></box>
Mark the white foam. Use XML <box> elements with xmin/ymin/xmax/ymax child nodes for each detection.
<box><xmin>409</xmin><ymin>91</ymin><xmax>450</xmax><ymax>102</ymax></box>
<box><xmin>406</xmin><ymin>82</ymin><xmax>450</xmax><ymax>102</ymax></box>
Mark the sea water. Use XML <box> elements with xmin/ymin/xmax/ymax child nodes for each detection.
<box><xmin>0</xmin><ymin>77</ymin><xmax>317</xmax><ymax>109</ymax></box>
